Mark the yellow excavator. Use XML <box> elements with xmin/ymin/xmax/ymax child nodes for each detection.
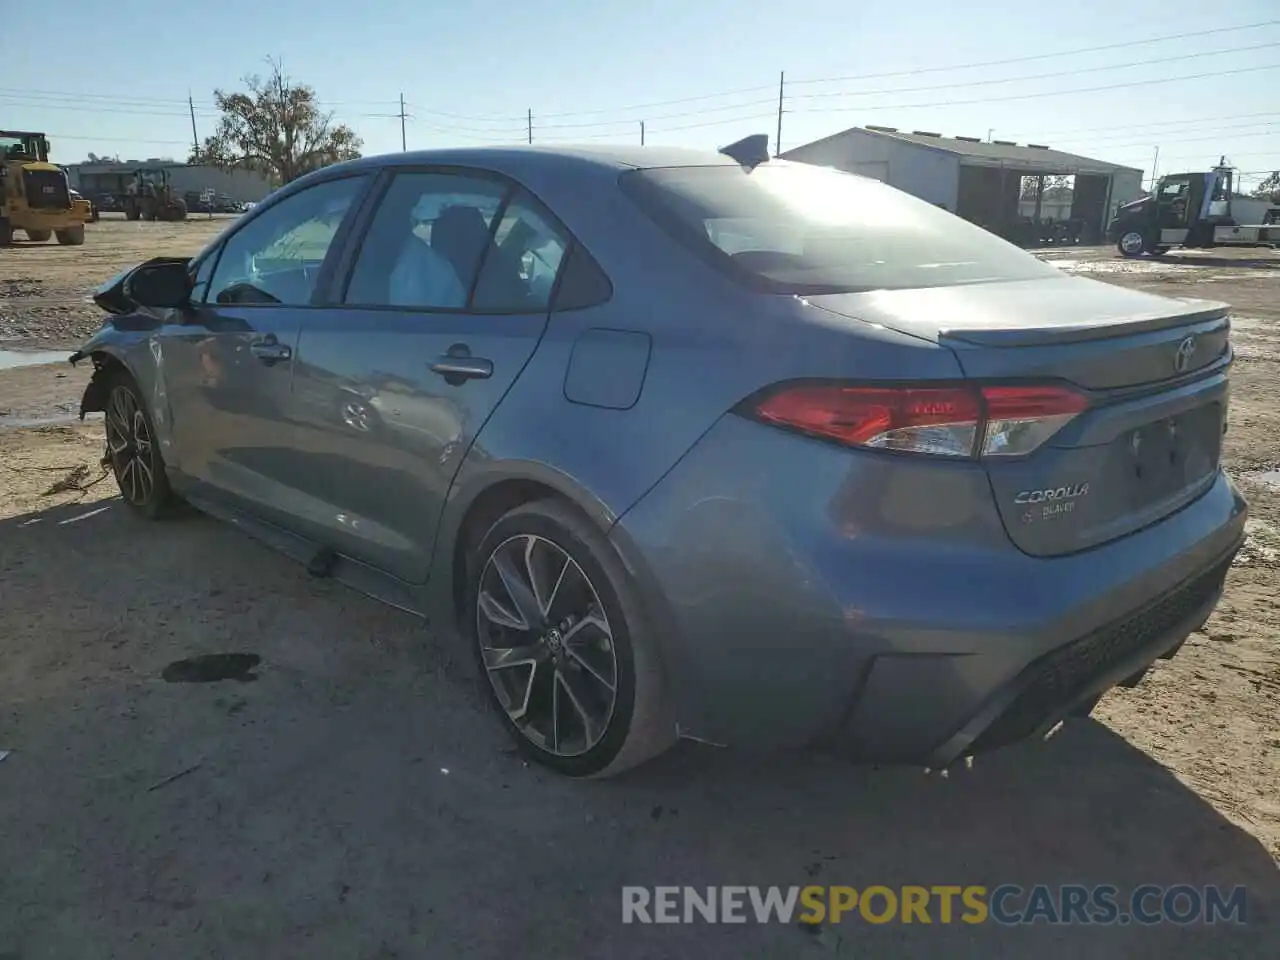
<box><xmin>0</xmin><ymin>130</ymin><xmax>93</xmax><ymax>245</ymax></box>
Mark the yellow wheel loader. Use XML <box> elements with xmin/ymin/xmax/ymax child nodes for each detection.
<box><xmin>0</xmin><ymin>131</ymin><xmax>93</xmax><ymax>245</ymax></box>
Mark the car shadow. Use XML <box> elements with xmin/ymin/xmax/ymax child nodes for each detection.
<box><xmin>0</xmin><ymin>497</ymin><xmax>1275</xmax><ymax>960</ymax></box>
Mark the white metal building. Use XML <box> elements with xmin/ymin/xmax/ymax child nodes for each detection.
<box><xmin>65</xmin><ymin>161</ymin><xmax>273</xmax><ymax>204</ymax></box>
<box><xmin>781</xmin><ymin>126</ymin><xmax>1144</xmax><ymax>243</ymax></box>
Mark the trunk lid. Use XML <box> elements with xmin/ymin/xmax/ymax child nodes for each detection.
<box><xmin>808</xmin><ymin>276</ymin><xmax>1231</xmax><ymax>556</ymax></box>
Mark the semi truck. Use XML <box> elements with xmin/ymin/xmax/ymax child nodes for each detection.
<box><xmin>1108</xmin><ymin>163</ymin><xmax>1279</xmax><ymax>258</ymax></box>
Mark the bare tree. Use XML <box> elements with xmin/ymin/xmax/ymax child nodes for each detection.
<box><xmin>1250</xmin><ymin>170</ymin><xmax>1280</xmax><ymax>200</ymax></box>
<box><xmin>1020</xmin><ymin>174</ymin><xmax>1073</xmax><ymax>200</ymax></box>
<box><xmin>192</xmin><ymin>59</ymin><xmax>362</xmax><ymax>185</ymax></box>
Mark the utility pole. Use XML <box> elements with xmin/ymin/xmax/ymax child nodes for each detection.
<box><xmin>775</xmin><ymin>71</ymin><xmax>784</xmax><ymax>156</ymax></box>
<box><xmin>527</xmin><ymin>109</ymin><xmax>533</xmax><ymax>144</ymax></box>
<box><xmin>188</xmin><ymin>92</ymin><xmax>200</xmax><ymax>158</ymax></box>
<box><xmin>1151</xmin><ymin>146</ymin><xmax>1160</xmax><ymax>188</ymax></box>
<box><xmin>399</xmin><ymin>93</ymin><xmax>407</xmax><ymax>151</ymax></box>
<box><xmin>640</xmin><ymin>121</ymin><xmax>645</xmax><ymax>146</ymax></box>
<box><xmin>987</xmin><ymin>128</ymin><xmax>994</xmax><ymax>143</ymax></box>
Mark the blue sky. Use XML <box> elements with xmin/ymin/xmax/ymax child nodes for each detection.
<box><xmin>5</xmin><ymin>0</ymin><xmax>1277</xmax><ymax>188</ymax></box>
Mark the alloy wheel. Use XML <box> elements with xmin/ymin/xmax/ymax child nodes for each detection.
<box><xmin>475</xmin><ymin>534</ymin><xmax>619</xmax><ymax>757</ymax></box>
<box><xmin>104</xmin><ymin>385</ymin><xmax>156</xmax><ymax>506</ymax></box>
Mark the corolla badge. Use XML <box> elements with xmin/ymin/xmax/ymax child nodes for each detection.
<box><xmin>1014</xmin><ymin>482</ymin><xmax>1089</xmax><ymax>505</ymax></box>
<box><xmin>1174</xmin><ymin>335</ymin><xmax>1197</xmax><ymax>373</ymax></box>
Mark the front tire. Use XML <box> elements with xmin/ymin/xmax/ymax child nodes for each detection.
<box><xmin>1117</xmin><ymin>229</ymin><xmax>1149</xmax><ymax>258</ymax></box>
<box><xmin>467</xmin><ymin>500</ymin><xmax>674</xmax><ymax>778</ymax></box>
<box><xmin>25</xmin><ymin>229</ymin><xmax>52</xmax><ymax>242</ymax></box>
<box><xmin>103</xmin><ymin>372</ymin><xmax>178</xmax><ymax>519</ymax></box>
<box><xmin>55</xmin><ymin>226</ymin><xmax>85</xmax><ymax>246</ymax></box>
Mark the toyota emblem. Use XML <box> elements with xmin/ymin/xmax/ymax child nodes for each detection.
<box><xmin>1174</xmin><ymin>335</ymin><xmax>1197</xmax><ymax>373</ymax></box>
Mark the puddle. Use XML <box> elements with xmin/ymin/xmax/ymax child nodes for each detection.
<box><xmin>0</xmin><ymin>349</ymin><xmax>71</xmax><ymax>370</ymax></box>
<box><xmin>1240</xmin><ymin>469</ymin><xmax>1280</xmax><ymax>489</ymax></box>
<box><xmin>162</xmin><ymin>653</ymin><xmax>261</xmax><ymax>684</ymax></box>
<box><xmin>0</xmin><ymin>413</ymin><xmax>99</xmax><ymax>431</ymax></box>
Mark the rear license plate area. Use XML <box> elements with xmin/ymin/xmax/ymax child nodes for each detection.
<box><xmin>1124</xmin><ymin>404</ymin><xmax>1220</xmax><ymax>505</ymax></box>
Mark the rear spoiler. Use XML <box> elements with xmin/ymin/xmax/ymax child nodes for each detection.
<box><xmin>940</xmin><ymin>303</ymin><xmax>1230</xmax><ymax>348</ymax></box>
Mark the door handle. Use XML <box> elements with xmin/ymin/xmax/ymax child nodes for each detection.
<box><xmin>250</xmin><ymin>336</ymin><xmax>292</xmax><ymax>365</ymax></box>
<box><xmin>430</xmin><ymin>345</ymin><xmax>493</xmax><ymax>385</ymax></box>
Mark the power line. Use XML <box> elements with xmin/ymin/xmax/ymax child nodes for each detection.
<box><xmin>0</xmin><ymin>85</ymin><xmax>403</xmax><ymax>110</ymax></box>
<box><xmin>531</xmin><ymin>97</ymin><xmax>778</xmax><ymax>131</ymax></box>
<box><xmin>1061</xmin><ymin>128</ymin><xmax>1280</xmax><ymax>153</ymax></box>
<box><xmin>790</xmin><ymin>41</ymin><xmax>1280</xmax><ymax>102</ymax></box>
<box><xmin>787</xmin><ymin>18</ymin><xmax>1280</xmax><ymax>86</ymax></box>
<box><xmin>795</xmin><ymin>63</ymin><xmax>1280</xmax><ymax>115</ymax></box>
<box><xmin>407</xmin><ymin>40</ymin><xmax>1278</xmax><ymax>135</ymax></box>
<box><xmin>42</xmin><ymin>132</ymin><xmax>192</xmax><ymax>146</ymax></box>
<box><xmin>11</xmin><ymin>18</ymin><xmax>1276</xmax><ymax>128</ymax></box>
<box><xmin>1056</xmin><ymin>124</ymin><xmax>1280</xmax><ymax>149</ymax></box>
<box><xmin>1006</xmin><ymin>111</ymin><xmax>1280</xmax><ymax>140</ymax></box>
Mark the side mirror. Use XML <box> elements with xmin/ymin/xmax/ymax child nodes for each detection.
<box><xmin>127</xmin><ymin>259</ymin><xmax>191</xmax><ymax>309</ymax></box>
<box><xmin>93</xmin><ymin>257</ymin><xmax>192</xmax><ymax>314</ymax></box>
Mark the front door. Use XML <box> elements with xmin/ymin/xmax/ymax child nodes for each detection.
<box><xmin>162</xmin><ymin>173</ymin><xmax>371</xmax><ymax>524</ymax></box>
<box><xmin>286</xmin><ymin>171</ymin><xmax>570</xmax><ymax>582</ymax></box>
<box><xmin>1155</xmin><ymin>175</ymin><xmax>1193</xmax><ymax>231</ymax></box>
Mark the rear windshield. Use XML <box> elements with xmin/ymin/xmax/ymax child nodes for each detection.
<box><xmin>620</xmin><ymin>162</ymin><xmax>1060</xmax><ymax>295</ymax></box>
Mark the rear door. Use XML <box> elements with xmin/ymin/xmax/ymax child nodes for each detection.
<box><xmin>286</xmin><ymin>169</ymin><xmax>570</xmax><ymax>581</ymax></box>
<box><xmin>162</xmin><ymin>173</ymin><xmax>372</xmax><ymax>524</ymax></box>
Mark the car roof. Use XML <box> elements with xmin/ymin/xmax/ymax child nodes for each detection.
<box><xmin>326</xmin><ymin>143</ymin><xmax>742</xmax><ymax>178</ymax></box>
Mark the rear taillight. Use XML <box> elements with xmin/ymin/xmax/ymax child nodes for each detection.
<box><xmin>748</xmin><ymin>382</ymin><xmax>1087</xmax><ymax>458</ymax></box>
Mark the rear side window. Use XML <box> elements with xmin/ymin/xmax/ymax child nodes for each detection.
<box><xmin>552</xmin><ymin>243</ymin><xmax>612</xmax><ymax>311</ymax></box>
<box><xmin>344</xmin><ymin>172</ymin><xmax>508</xmax><ymax>309</ymax></box>
<box><xmin>471</xmin><ymin>190</ymin><xmax>569</xmax><ymax>312</ymax></box>
<box><xmin>620</xmin><ymin>162</ymin><xmax>1059</xmax><ymax>295</ymax></box>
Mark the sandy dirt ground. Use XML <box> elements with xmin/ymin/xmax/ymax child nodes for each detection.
<box><xmin>0</xmin><ymin>237</ymin><xmax>1276</xmax><ymax>958</ymax></box>
<box><xmin>0</xmin><ymin>215</ymin><xmax>237</xmax><ymax>349</ymax></box>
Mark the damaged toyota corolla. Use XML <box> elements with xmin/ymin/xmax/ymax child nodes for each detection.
<box><xmin>69</xmin><ymin>140</ymin><xmax>1247</xmax><ymax>778</ymax></box>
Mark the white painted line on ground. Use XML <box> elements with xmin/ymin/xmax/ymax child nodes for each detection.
<box><xmin>58</xmin><ymin>505</ymin><xmax>111</xmax><ymax>525</ymax></box>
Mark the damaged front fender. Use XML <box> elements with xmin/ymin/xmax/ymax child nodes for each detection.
<box><xmin>69</xmin><ymin>322</ymin><xmax>156</xmax><ymax>421</ymax></box>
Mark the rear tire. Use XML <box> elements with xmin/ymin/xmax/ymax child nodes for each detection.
<box><xmin>25</xmin><ymin>229</ymin><xmax>52</xmax><ymax>242</ymax></box>
<box><xmin>125</xmin><ymin>202</ymin><xmax>140</xmax><ymax>221</ymax></box>
<box><xmin>103</xmin><ymin>371</ymin><xmax>179</xmax><ymax>519</ymax></box>
<box><xmin>0</xmin><ymin>219</ymin><xmax>12</xmax><ymax>245</ymax></box>
<box><xmin>466</xmin><ymin>499</ymin><xmax>675</xmax><ymax>778</ymax></box>
<box><xmin>55</xmin><ymin>226</ymin><xmax>85</xmax><ymax>246</ymax></box>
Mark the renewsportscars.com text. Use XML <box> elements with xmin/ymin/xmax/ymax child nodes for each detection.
<box><xmin>621</xmin><ymin>884</ymin><xmax>1248</xmax><ymax>926</ymax></box>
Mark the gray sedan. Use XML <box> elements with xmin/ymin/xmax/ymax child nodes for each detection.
<box><xmin>72</xmin><ymin>138</ymin><xmax>1246</xmax><ymax>777</ymax></box>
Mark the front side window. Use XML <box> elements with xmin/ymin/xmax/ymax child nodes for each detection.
<box><xmin>188</xmin><ymin>247</ymin><xmax>218</xmax><ymax>304</ymax></box>
<box><xmin>621</xmin><ymin>161</ymin><xmax>1061</xmax><ymax>294</ymax></box>
<box><xmin>344</xmin><ymin>172</ymin><xmax>508</xmax><ymax>309</ymax></box>
<box><xmin>207</xmin><ymin>175</ymin><xmax>368</xmax><ymax>306</ymax></box>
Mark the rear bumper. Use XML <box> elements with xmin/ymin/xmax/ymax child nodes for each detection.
<box><xmin>612</xmin><ymin>415</ymin><xmax>1248</xmax><ymax>762</ymax></box>
<box><xmin>921</xmin><ymin>538</ymin><xmax>1236</xmax><ymax>766</ymax></box>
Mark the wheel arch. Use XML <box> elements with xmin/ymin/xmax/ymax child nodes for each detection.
<box><xmin>74</xmin><ymin>347</ymin><xmax>135</xmax><ymax>420</ymax></box>
<box><xmin>433</xmin><ymin>462</ymin><xmax>619</xmax><ymax>628</ymax></box>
